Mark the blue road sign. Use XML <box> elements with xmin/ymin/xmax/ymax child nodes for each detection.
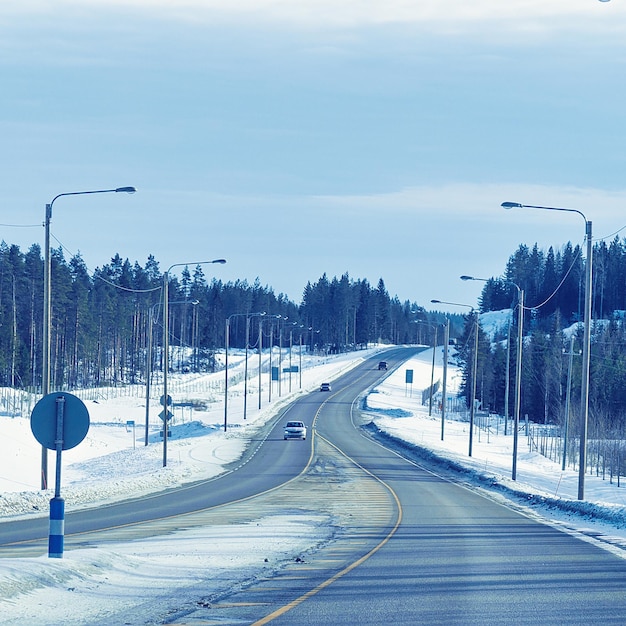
<box><xmin>30</xmin><ymin>392</ymin><xmax>90</xmax><ymax>451</ymax></box>
<box><xmin>30</xmin><ymin>392</ymin><xmax>90</xmax><ymax>559</ymax></box>
<box><xmin>159</xmin><ymin>409</ymin><xmax>174</xmax><ymax>422</ymax></box>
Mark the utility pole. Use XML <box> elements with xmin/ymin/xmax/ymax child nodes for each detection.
<box><xmin>562</xmin><ymin>335</ymin><xmax>581</xmax><ymax>471</ymax></box>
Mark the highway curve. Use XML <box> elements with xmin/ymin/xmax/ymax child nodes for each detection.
<box><xmin>0</xmin><ymin>348</ymin><xmax>412</xmax><ymax>552</ymax></box>
<box><xmin>169</xmin><ymin>348</ymin><xmax>626</xmax><ymax>626</ymax></box>
<box><xmin>7</xmin><ymin>346</ymin><xmax>626</xmax><ymax>625</ymax></box>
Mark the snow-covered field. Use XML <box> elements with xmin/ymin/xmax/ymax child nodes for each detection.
<box><xmin>2</xmin><ymin>343</ymin><xmax>626</xmax><ymax>624</ymax></box>
<box><xmin>0</xmin><ymin>348</ymin><xmax>377</xmax><ymax>507</ymax></box>
<box><xmin>367</xmin><ymin>349</ymin><xmax>626</xmax><ymax>545</ymax></box>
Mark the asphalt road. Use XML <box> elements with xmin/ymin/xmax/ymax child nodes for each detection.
<box><xmin>0</xmin><ymin>347</ymin><xmax>410</xmax><ymax>551</ymax></box>
<box><xmin>174</xmin><ymin>348</ymin><xmax>626</xmax><ymax>625</ymax></box>
<box><xmin>6</xmin><ymin>347</ymin><xmax>626</xmax><ymax>625</ymax></box>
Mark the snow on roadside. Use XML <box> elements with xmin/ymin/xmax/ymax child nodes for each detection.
<box><xmin>0</xmin><ymin>347</ymin><xmax>381</xmax><ymax>624</ymax></box>
<box><xmin>0</xmin><ymin>514</ymin><xmax>333</xmax><ymax>626</ymax></box>
<box><xmin>0</xmin><ymin>347</ymin><xmax>384</xmax><ymax>518</ymax></box>
<box><xmin>5</xmin><ymin>344</ymin><xmax>626</xmax><ymax>624</ymax></box>
<box><xmin>366</xmin><ymin>347</ymin><xmax>626</xmax><ymax>552</ymax></box>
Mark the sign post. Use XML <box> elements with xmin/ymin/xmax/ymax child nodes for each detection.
<box><xmin>405</xmin><ymin>369</ymin><xmax>414</xmax><ymax>397</ymax></box>
<box><xmin>159</xmin><ymin>394</ymin><xmax>173</xmax><ymax>439</ymax></box>
<box><xmin>126</xmin><ymin>420</ymin><xmax>136</xmax><ymax>449</ymax></box>
<box><xmin>31</xmin><ymin>392</ymin><xmax>90</xmax><ymax>559</ymax></box>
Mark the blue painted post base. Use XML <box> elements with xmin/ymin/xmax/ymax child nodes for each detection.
<box><xmin>49</xmin><ymin>496</ymin><xmax>65</xmax><ymax>558</ymax></box>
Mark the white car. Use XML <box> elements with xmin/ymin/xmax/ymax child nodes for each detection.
<box><xmin>284</xmin><ymin>421</ymin><xmax>307</xmax><ymax>440</ymax></box>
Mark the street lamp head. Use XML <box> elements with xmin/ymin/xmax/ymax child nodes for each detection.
<box><xmin>167</xmin><ymin>258</ymin><xmax>226</xmax><ymax>273</ymax></box>
<box><xmin>501</xmin><ymin>202</ymin><xmax>523</xmax><ymax>209</ymax></box>
<box><xmin>461</xmin><ymin>275</ymin><xmax>491</xmax><ymax>284</ymax></box>
<box><xmin>115</xmin><ymin>186</ymin><xmax>136</xmax><ymax>194</ymax></box>
<box><xmin>431</xmin><ymin>299</ymin><xmax>473</xmax><ymax>310</ymax></box>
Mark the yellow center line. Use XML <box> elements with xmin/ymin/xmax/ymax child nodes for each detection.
<box><xmin>251</xmin><ymin>432</ymin><xmax>403</xmax><ymax>626</ymax></box>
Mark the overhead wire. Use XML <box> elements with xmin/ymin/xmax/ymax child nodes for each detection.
<box><xmin>517</xmin><ymin>220</ymin><xmax>626</xmax><ymax>313</ymax></box>
<box><xmin>0</xmin><ymin>222</ymin><xmax>41</xmax><ymax>229</ymax></box>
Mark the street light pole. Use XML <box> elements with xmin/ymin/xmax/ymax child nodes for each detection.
<box><xmin>163</xmin><ymin>268</ymin><xmax>170</xmax><ymax>463</ymax></box>
<box><xmin>284</xmin><ymin>321</ymin><xmax>298</xmax><ymax>394</ymax></box>
<box><xmin>289</xmin><ymin>326</ymin><xmax>293</xmax><ymax>393</ymax></box>
<box><xmin>244</xmin><ymin>312</ymin><xmax>265</xmax><ymax>420</ymax></box>
<box><xmin>225</xmin><ymin>311</ymin><xmax>265</xmax><ymax>428</ymax></box>
<box><xmin>470</xmin><ymin>314</ymin><xmax>479</xmax><ymax>457</ymax></box>
<box><xmin>562</xmin><ymin>336</ymin><xmax>580</xmax><ymax>470</ymax></box>
<box><xmin>412</xmin><ymin>320</ymin><xmax>439</xmax><ymax>416</ymax></box>
<box><xmin>258</xmin><ymin>317</ymin><xmax>263</xmax><ymax>410</ymax></box>
<box><xmin>431</xmin><ymin>299</ymin><xmax>477</xmax><ymax>456</ymax></box>
<box><xmin>504</xmin><ymin>320</ymin><xmax>511</xmax><ymax>435</ymax></box>
<box><xmin>297</xmin><ymin>325</ymin><xmax>305</xmax><ymax>389</ymax></box>
<box><xmin>278</xmin><ymin>321</ymin><xmax>283</xmax><ymax>396</ymax></box>
<box><xmin>144</xmin><ymin>302</ymin><xmax>160</xmax><ymax>447</ymax></box>
<box><xmin>224</xmin><ymin>316</ymin><xmax>230</xmax><ymax>432</ymax></box>
<box><xmin>512</xmin><ymin>287</ymin><xmax>524</xmax><ymax>481</ymax></box>
<box><xmin>244</xmin><ymin>315</ymin><xmax>250</xmax><ymax>417</ymax></box>
<box><xmin>278</xmin><ymin>317</ymin><xmax>287</xmax><ymax>397</ymax></box>
<box><xmin>41</xmin><ymin>186</ymin><xmax>135</xmax><ymax>489</ymax></box>
<box><xmin>503</xmin><ymin>201</ymin><xmax>592</xmax><ymax>499</ymax></box>
<box><xmin>164</xmin><ymin>259</ymin><xmax>225</xmax><ymax>464</ymax></box>
<box><xmin>441</xmin><ymin>317</ymin><xmax>449</xmax><ymax>440</ymax></box>
<box><xmin>420</xmin><ymin>309</ymin><xmax>449</xmax><ymax>440</ymax></box>
<box><xmin>461</xmin><ymin>275</ymin><xmax>524</xmax><ymax>480</ymax></box>
<box><xmin>269</xmin><ymin>318</ymin><xmax>274</xmax><ymax>403</ymax></box>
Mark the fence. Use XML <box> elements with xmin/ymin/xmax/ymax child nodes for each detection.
<box><xmin>529</xmin><ymin>424</ymin><xmax>626</xmax><ymax>487</ymax></box>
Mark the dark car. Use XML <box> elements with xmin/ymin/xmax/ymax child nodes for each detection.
<box><xmin>378</xmin><ymin>361</ymin><xmax>388</xmax><ymax>370</ymax></box>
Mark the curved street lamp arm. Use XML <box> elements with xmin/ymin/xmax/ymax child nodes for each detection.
<box><xmin>501</xmin><ymin>201</ymin><xmax>587</xmax><ymax>225</ymax></box>
<box><xmin>48</xmin><ymin>187</ymin><xmax>136</xmax><ymax>215</ymax></box>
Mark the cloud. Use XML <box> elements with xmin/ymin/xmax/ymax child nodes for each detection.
<box><xmin>310</xmin><ymin>182</ymin><xmax>626</xmax><ymax>225</ymax></box>
<box><xmin>2</xmin><ymin>0</ymin><xmax>623</xmax><ymax>32</ymax></box>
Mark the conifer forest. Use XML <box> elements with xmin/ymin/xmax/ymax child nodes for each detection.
<box><xmin>3</xmin><ymin>235</ymin><xmax>626</xmax><ymax>464</ymax></box>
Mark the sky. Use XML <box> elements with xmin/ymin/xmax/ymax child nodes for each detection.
<box><xmin>2</xmin><ymin>341</ymin><xmax>626</xmax><ymax>623</ymax></box>
<box><xmin>1</xmin><ymin>1</ymin><xmax>626</xmax><ymax>310</ymax></box>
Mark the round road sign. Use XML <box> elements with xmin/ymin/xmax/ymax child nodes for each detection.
<box><xmin>30</xmin><ymin>392</ymin><xmax>90</xmax><ymax>451</ymax></box>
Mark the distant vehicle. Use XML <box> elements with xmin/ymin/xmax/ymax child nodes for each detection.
<box><xmin>320</xmin><ymin>382</ymin><xmax>331</xmax><ymax>392</ymax></box>
<box><xmin>378</xmin><ymin>361</ymin><xmax>388</xmax><ymax>370</ymax></box>
<box><xmin>284</xmin><ymin>421</ymin><xmax>307</xmax><ymax>440</ymax></box>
